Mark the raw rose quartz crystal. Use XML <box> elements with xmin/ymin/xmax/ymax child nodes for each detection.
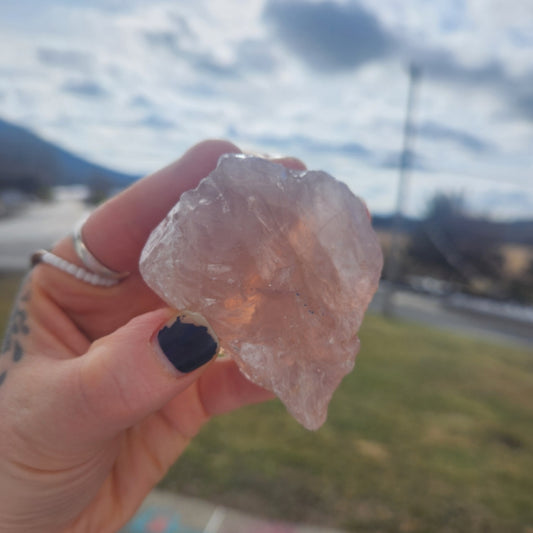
<box><xmin>140</xmin><ymin>154</ymin><xmax>383</xmax><ymax>430</ymax></box>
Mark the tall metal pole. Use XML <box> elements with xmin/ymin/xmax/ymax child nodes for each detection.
<box><xmin>382</xmin><ymin>63</ymin><xmax>421</xmax><ymax>316</ymax></box>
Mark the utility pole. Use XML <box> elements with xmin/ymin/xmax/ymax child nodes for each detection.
<box><xmin>382</xmin><ymin>63</ymin><xmax>421</xmax><ymax>316</ymax></box>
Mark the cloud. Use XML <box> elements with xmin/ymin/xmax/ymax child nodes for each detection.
<box><xmin>263</xmin><ymin>0</ymin><xmax>511</xmax><ymax>87</ymax></box>
<box><xmin>62</xmin><ymin>80</ymin><xmax>108</xmax><ymax>98</ymax></box>
<box><xmin>408</xmin><ymin>46</ymin><xmax>506</xmax><ymax>86</ymax></box>
<box><xmin>143</xmin><ymin>11</ymin><xmax>247</xmax><ymax>77</ymax></box>
<box><xmin>407</xmin><ymin>44</ymin><xmax>533</xmax><ymax>124</ymax></box>
<box><xmin>138</xmin><ymin>113</ymin><xmax>175</xmax><ymax>130</ymax></box>
<box><xmin>262</xmin><ymin>0</ymin><xmax>533</xmax><ymax>123</ymax></box>
<box><xmin>144</xmin><ymin>28</ymin><xmax>278</xmax><ymax>79</ymax></box>
<box><xmin>417</xmin><ymin>121</ymin><xmax>493</xmax><ymax>153</ymax></box>
<box><xmin>190</xmin><ymin>52</ymin><xmax>239</xmax><ymax>78</ymax></box>
<box><xmin>229</xmin><ymin>129</ymin><xmax>371</xmax><ymax>159</ymax></box>
<box><xmin>144</xmin><ymin>29</ymin><xmax>239</xmax><ymax>78</ymax></box>
<box><xmin>37</xmin><ymin>48</ymin><xmax>91</xmax><ymax>70</ymax></box>
<box><xmin>259</xmin><ymin>134</ymin><xmax>370</xmax><ymax>158</ymax></box>
<box><xmin>380</xmin><ymin>149</ymin><xmax>430</xmax><ymax>171</ymax></box>
<box><xmin>515</xmin><ymin>94</ymin><xmax>533</xmax><ymax>120</ymax></box>
<box><xmin>235</xmin><ymin>39</ymin><xmax>278</xmax><ymax>73</ymax></box>
<box><xmin>471</xmin><ymin>188</ymin><xmax>533</xmax><ymax>219</ymax></box>
<box><xmin>510</xmin><ymin>70</ymin><xmax>533</xmax><ymax>121</ymax></box>
<box><xmin>144</xmin><ymin>30</ymin><xmax>182</xmax><ymax>55</ymax></box>
<box><xmin>263</xmin><ymin>0</ymin><xmax>394</xmax><ymax>71</ymax></box>
<box><xmin>129</xmin><ymin>94</ymin><xmax>152</xmax><ymax>109</ymax></box>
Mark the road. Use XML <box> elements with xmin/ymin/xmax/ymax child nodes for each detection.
<box><xmin>370</xmin><ymin>286</ymin><xmax>533</xmax><ymax>349</ymax></box>
<box><xmin>0</xmin><ymin>194</ymin><xmax>90</xmax><ymax>270</ymax></box>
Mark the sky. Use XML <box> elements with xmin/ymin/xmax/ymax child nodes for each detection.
<box><xmin>0</xmin><ymin>0</ymin><xmax>532</xmax><ymax>219</ymax></box>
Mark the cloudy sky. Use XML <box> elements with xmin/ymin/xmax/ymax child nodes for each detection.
<box><xmin>1</xmin><ymin>0</ymin><xmax>532</xmax><ymax>219</ymax></box>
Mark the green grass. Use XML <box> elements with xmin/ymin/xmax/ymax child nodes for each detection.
<box><xmin>1</xmin><ymin>273</ymin><xmax>532</xmax><ymax>531</ymax></box>
<box><xmin>161</xmin><ymin>316</ymin><xmax>533</xmax><ymax>532</ymax></box>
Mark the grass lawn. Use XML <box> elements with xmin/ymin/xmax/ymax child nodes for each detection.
<box><xmin>160</xmin><ymin>315</ymin><xmax>533</xmax><ymax>532</ymax></box>
<box><xmin>1</xmin><ymin>272</ymin><xmax>532</xmax><ymax>532</ymax></box>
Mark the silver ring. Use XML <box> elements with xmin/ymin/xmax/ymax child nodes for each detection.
<box><xmin>73</xmin><ymin>218</ymin><xmax>130</xmax><ymax>281</ymax></box>
<box><xmin>31</xmin><ymin>250</ymin><xmax>120</xmax><ymax>287</ymax></box>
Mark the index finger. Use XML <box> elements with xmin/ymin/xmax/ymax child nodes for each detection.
<box><xmin>54</xmin><ymin>139</ymin><xmax>242</xmax><ymax>274</ymax></box>
<box><xmin>42</xmin><ymin>141</ymin><xmax>306</xmax><ymax>340</ymax></box>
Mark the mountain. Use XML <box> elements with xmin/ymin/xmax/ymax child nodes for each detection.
<box><xmin>0</xmin><ymin>118</ymin><xmax>137</xmax><ymax>191</ymax></box>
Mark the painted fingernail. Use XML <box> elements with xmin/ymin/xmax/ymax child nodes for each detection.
<box><xmin>157</xmin><ymin>313</ymin><xmax>218</xmax><ymax>373</ymax></box>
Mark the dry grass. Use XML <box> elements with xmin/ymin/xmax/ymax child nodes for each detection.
<box><xmin>501</xmin><ymin>244</ymin><xmax>533</xmax><ymax>276</ymax></box>
<box><xmin>0</xmin><ymin>272</ymin><xmax>25</xmax><ymax>335</ymax></box>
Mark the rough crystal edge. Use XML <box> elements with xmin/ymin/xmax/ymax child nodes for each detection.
<box><xmin>140</xmin><ymin>153</ymin><xmax>384</xmax><ymax>431</ymax></box>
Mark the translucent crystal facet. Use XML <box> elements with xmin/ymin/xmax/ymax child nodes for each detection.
<box><xmin>140</xmin><ymin>154</ymin><xmax>383</xmax><ymax>429</ymax></box>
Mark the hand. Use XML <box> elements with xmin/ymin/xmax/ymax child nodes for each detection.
<box><xmin>0</xmin><ymin>140</ymin><xmax>305</xmax><ymax>533</ymax></box>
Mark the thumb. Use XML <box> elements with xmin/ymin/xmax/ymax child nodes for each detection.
<box><xmin>59</xmin><ymin>308</ymin><xmax>219</xmax><ymax>443</ymax></box>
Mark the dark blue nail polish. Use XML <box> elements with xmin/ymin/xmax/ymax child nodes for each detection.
<box><xmin>157</xmin><ymin>316</ymin><xmax>218</xmax><ymax>373</ymax></box>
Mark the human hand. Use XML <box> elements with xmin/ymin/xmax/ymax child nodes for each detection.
<box><xmin>0</xmin><ymin>140</ymin><xmax>305</xmax><ymax>533</ymax></box>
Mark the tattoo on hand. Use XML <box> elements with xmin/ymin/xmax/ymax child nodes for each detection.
<box><xmin>0</xmin><ymin>278</ymin><xmax>31</xmax><ymax>386</ymax></box>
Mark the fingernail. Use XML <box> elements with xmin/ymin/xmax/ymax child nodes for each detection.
<box><xmin>156</xmin><ymin>313</ymin><xmax>218</xmax><ymax>373</ymax></box>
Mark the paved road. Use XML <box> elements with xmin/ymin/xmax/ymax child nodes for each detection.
<box><xmin>0</xmin><ymin>196</ymin><xmax>90</xmax><ymax>270</ymax></box>
<box><xmin>370</xmin><ymin>287</ymin><xmax>533</xmax><ymax>349</ymax></box>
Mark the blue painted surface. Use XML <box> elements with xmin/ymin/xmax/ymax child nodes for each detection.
<box><xmin>120</xmin><ymin>507</ymin><xmax>201</xmax><ymax>533</ymax></box>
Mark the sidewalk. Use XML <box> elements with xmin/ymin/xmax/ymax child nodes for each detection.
<box><xmin>119</xmin><ymin>490</ymin><xmax>345</xmax><ymax>533</ymax></box>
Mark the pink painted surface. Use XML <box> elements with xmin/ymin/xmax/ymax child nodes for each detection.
<box><xmin>146</xmin><ymin>516</ymin><xmax>171</xmax><ymax>533</ymax></box>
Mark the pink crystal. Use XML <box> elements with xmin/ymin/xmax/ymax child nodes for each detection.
<box><xmin>140</xmin><ymin>155</ymin><xmax>383</xmax><ymax>430</ymax></box>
